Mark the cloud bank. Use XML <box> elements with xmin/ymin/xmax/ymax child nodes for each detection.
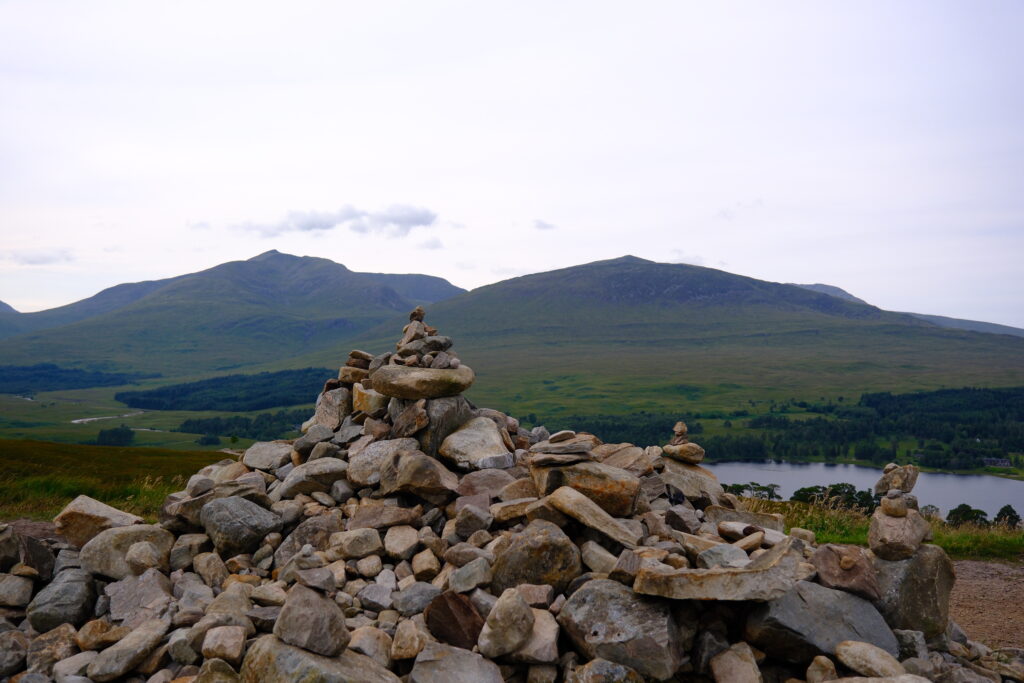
<box><xmin>238</xmin><ymin>205</ymin><xmax>438</xmax><ymax>238</ymax></box>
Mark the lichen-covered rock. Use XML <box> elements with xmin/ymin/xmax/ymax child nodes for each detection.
<box><xmin>439</xmin><ymin>417</ymin><xmax>513</xmax><ymax>470</ymax></box>
<box><xmin>872</xmin><ymin>544</ymin><xmax>955</xmax><ymax>639</ymax></box>
<box><xmin>200</xmin><ymin>497</ymin><xmax>282</xmax><ymax>557</ymax></box>
<box><xmin>491</xmin><ymin>520</ymin><xmax>581</xmax><ymax>595</ymax></box>
<box><xmin>26</xmin><ymin>568</ymin><xmax>95</xmax><ymax>632</ymax></box>
<box><xmin>745</xmin><ymin>581</ymin><xmax>898</xmax><ymax>664</ymax></box>
<box><xmin>80</xmin><ymin>524</ymin><xmax>174</xmax><ymax>580</ymax></box>
<box><xmin>54</xmin><ymin>495</ymin><xmax>144</xmax><ymax>548</ymax></box>
<box><xmin>273</xmin><ymin>584</ymin><xmax>350</xmax><ymax>657</ymax></box>
<box><xmin>240</xmin><ymin>634</ymin><xmax>401</xmax><ymax>682</ymax></box>
<box><xmin>558</xmin><ymin>578</ymin><xmax>695</xmax><ymax>680</ymax></box>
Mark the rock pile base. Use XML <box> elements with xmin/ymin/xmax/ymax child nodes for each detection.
<box><xmin>1</xmin><ymin>310</ymin><xmax>1019</xmax><ymax>682</ymax></box>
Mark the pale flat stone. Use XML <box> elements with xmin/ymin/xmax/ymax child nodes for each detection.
<box><xmin>54</xmin><ymin>496</ymin><xmax>144</xmax><ymax>549</ymax></box>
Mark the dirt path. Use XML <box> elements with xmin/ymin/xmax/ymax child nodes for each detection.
<box><xmin>951</xmin><ymin>560</ymin><xmax>1024</xmax><ymax>649</ymax></box>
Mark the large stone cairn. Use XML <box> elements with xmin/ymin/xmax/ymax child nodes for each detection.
<box><xmin>0</xmin><ymin>311</ymin><xmax>1020</xmax><ymax>682</ymax></box>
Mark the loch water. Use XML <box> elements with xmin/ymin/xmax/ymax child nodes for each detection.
<box><xmin>703</xmin><ymin>461</ymin><xmax>1024</xmax><ymax>517</ymax></box>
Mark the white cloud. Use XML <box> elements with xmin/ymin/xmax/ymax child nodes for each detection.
<box><xmin>236</xmin><ymin>205</ymin><xmax>437</xmax><ymax>238</ymax></box>
<box><xmin>418</xmin><ymin>237</ymin><xmax>443</xmax><ymax>249</ymax></box>
<box><xmin>4</xmin><ymin>248</ymin><xmax>74</xmax><ymax>265</ymax></box>
<box><xmin>534</xmin><ymin>219</ymin><xmax>557</xmax><ymax>230</ymax></box>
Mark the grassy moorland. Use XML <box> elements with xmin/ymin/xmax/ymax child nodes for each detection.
<box><xmin>748</xmin><ymin>499</ymin><xmax>1024</xmax><ymax>561</ymax></box>
<box><xmin>0</xmin><ymin>440</ymin><xmax>227</xmax><ymax>521</ymax></box>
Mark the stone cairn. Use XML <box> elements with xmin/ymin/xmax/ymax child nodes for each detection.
<box><xmin>1</xmin><ymin>310</ymin><xmax>1021</xmax><ymax>682</ymax></box>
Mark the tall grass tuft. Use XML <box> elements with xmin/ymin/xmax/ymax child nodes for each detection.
<box><xmin>744</xmin><ymin>498</ymin><xmax>1024</xmax><ymax>561</ymax></box>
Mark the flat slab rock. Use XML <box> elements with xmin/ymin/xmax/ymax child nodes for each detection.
<box><xmin>745</xmin><ymin>580</ymin><xmax>899</xmax><ymax>664</ymax></box>
<box><xmin>409</xmin><ymin>641</ymin><xmax>503</xmax><ymax>683</ymax></box>
<box><xmin>240</xmin><ymin>634</ymin><xmax>401</xmax><ymax>682</ymax></box>
<box><xmin>633</xmin><ymin>536</ymin><xmax>811</xmax><ymax>601</ymax></box>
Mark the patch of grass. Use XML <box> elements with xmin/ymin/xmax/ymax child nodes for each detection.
<box><xmin>0</xmin><ymin>439</ymin><xmax>227</xmax><ymax>521</ymax></box>
<box><xmin>746</xmin><ymin>498</ymin><xmax>1024</xmax><ymax>560</ymax></box>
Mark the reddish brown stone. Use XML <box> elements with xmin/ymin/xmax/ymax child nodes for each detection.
<box><xmin>423</xmin><ymin>591</ymin><xmax>485</xmax><ymax>650</ymax></box>
<box><xmin>809</xmin><ymin>544</ymin><xmax>881</xmax><ymax>601</ymax></box>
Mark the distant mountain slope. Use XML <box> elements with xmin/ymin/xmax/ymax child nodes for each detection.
<box><xmin>0</xmin><ymin>300</ymin><xmax>17</xmax><ymax>314</ymax></box>
<box><xmin>904</xmin><ymin>312</ymin><xmax>1024</xmax><ymax>338</ymax></box>
<box><xmin>0</xmin><ymin>251</ymin><xmax>465</xmax><ymax>374</ymax></box>
<box><xmin>791</xmin><ymin>283</ymin><xmax>869</xmax><ymax>305</ymax></box>
<box><xmin>793</xmin><ymin>282</ymin><xmax>1024</xmax><ymax>338</ymax></box>
<box><xmin>289</xmin><ymin>256</ymin><xmax>1024</xmax><ymax>419</ymax></box>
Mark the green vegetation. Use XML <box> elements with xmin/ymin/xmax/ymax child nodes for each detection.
<box><xmin>0</xmin><ymin>251</ymin><xmax>463</xmax><ymax>374</ymax></box>
<box><xmin>0</xmin><ymin>363</ymin><xmax>158</xmax><ymax>394</ymax></box>
<box><xmin>96</xmin><ymin>424</ymin><xmax>134</xmax><ymax>446</ymax></box>
<box><xmin>699</xmin><ymin>387</ymin><xmax>1024</xmax><ymax>473</ymax></box>
<box><xmin>747</xmin><ymin>498</ymin><xmax>1024</xmax><ymax>560</ymax></box>
<box><xmin>115</xmin><ymin>368</ymin><xmax>333</xmax><ymax>411</ymax></box>
<box><xmin>175</xmin><ymin>409</ymin><xmax>309</xmax><ymax>441</ymax></box>
<box><xmin>0</xmin><ymin>440</ymin><xmax>225</xmax><ymax>520</ymax></box>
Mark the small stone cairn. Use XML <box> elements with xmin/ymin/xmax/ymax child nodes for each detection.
<box><xmin>0</xmin><ymin>309</ymin><xmax>1020</xmax><ymax>682</ymax></box>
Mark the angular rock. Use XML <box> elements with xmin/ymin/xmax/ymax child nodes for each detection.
<box><xmin>558</xmin><ymin>578</ymin><xmax>692</xmax><ymax>680</ymax></box>
<box><xmin>709</xmin><ymin>641</ymin><xmax>762</xmax><ymax>683</ymax></box>
<box><xmin>200</xmin><ymin>497</ymin><xmax>282</xmax><ymax>557</ymax></box>
<box><xmin>745</xmin><ymin>581</ymin><xmax>898</xmax><ymax>664</ymax></box>
<box><xmin>660</xmin><ymin>460</ymin><xmax>725</xmax><ymax>506</ymax></box>
<box><xmin>423</xmin><ymin>591</ymin><xmax>484</xmax><ymax>650</ymax></box>
<box><xmin>874</xmin><ymin>465</ymin><xmax>919</xmax><ymax>496</ymax></box>
<box><xmin>87</xmin><ymin>617</ymin><xmax>169</xmax><ymax>682</ymax></box>
<box><xmin>313</xmin><ymin>387</ymin><xmax>352</xmax><ymax>431</ymax></box>
<box><xmin>704</xmin><ymin>505</ymin><xmax>784</xmax><ymax>533</ymax></box>
<box><xmin>347</xmin><ymin>504</ymin><xmax>423</xmax><ymax>531</ymax></box>
<box><xmin>409</xmin><ymin>641</ymin><xmax>502</xmax><ymax>683</ymax></box>
<box><xmin>274</xmin><ymin>513</ymin><xmax>343</xmax><ymax>568</ymax></box>
<box><xmin>810</xmin><ymin>544</ymin><xmax>881</xmax><ymax>601</ymax></box>
<box><xmin>697</xmin><ymin>543</ymin><xmax>751</xmax><ymax>569</ymax></box>
<box><xmin>330</xmin><ymin>528</ymin><xmax>383</xmax><ymax>559</ymax></box>
<box><xmin>392</xmin><ymin>398</ymin><xmax>429</xmax><ymax>438</ymax></box>
<box><xmin>27</xmin><ymin>568</ymin><xmax>96</xmax><ymax>632</ymax></box>
<box><xmin>348</xmin><ymin>439</ymin><xmax>419</xmax><ymax>487</ymax></box>
<box><xmin>278</xmin><ymin>457</ymin><xmax>349</xmax><ymax>498</ymax></box>
<box><xmin>391</xmin><ymin>619</ymin><xmax>428</xmax><ymax>660</ymax></box>
<box><xmin>448</xmin><ymin>556</ymin><xmax>491</xmax><ymax>593</ymax></box>
<box><xmin>568</xmin><ymin>658</ymin><xmax>645</xmax><ymax>683</ymax></box>
<box><xmin>416</xmin><ymin>396</ymin><xmax>475</xmax><ymax>458</ymax></box>
<box><xmin>531</xmin><ymin>461</ymin><xmax>640</xmax><ymax>517</ymax></box>
<box><xmin>662</xmin><ymin>442</ymin><xmax>706</xmax><ymax>465</ymax></box>
<box><xmin>634</xmin><ymin>537</ymin><xmax>810</xmax><ymax>602</ymax></box>
<box><xmin>52</xmin><ymin>649</ymin><xmax>97</xmax><ymax>680</ymax></box>
<box><xmin>201</xmin><ymin>624</ymin><xmax>247</xmax><ymax>666</ymax></box>
<box><xmin>0</xmin><ymin>629</ymin><xmax>29</xmax><ymax>677</ymax></box>
<box><xmin>241</xmin><ymin>442</ymin><xmax>292</xmax><ymax>471</ymax></box>
<box><xmin>379</xmin><ymin>451</ymin><xmax>459</xmax><ymax>505</ymax></box>
<box><xmin>868</xmin><ymin>510</ymin><xmax>931</xmax><ymax>561</ymax></box>
<box><xmin>80</xmin><ymin>525</ymin><xmax>174</xmax><ymax>580</ymax></box>
<box><xmin>273</xmin><ymin>584</ymin><xmax>350</xmax><ymax>657</ymax></box>
<box><xmin>372</xmin><ymin>365</ymin><xmax>475</xmax><ymax>400</ymax></box>
<box><xmin>547</xmin><ymin>487</ymin><xmax>641</xmax><ymax>548</ymax></box>
<box><xmin>294</xmin><ymin>423</ymin><xmax>335</xmax><ymax>455</ymax></box>
<box><xmin>835</xmin><ymin>640</ymin><xmax>905</xmax><ymax>677</ymax></box>
<box><xmin>27</xmin><ymin>623</ymin><xmax>78</xmax><ymax>676</ymax></box>
<box><xmin>240</xmin><ymin>634</ymin><xmax>401</xmax><ymax>682</ymax></box>
<box><xmin>393</xmin><ymin>581</ymin><xmax>442</xmax><ymax>616</ymax></box>
<box><xmin>54</xmin><ymin>495</ymin><xmax>144</xmax><ymax>549</ymax></box>
<box><xmin>872</xmin><ymin>544</ymin><xmax>955</xmax><ymax>639</ymax></box>
<box><xmin>477</xmin><ymin>588</ymin><xmax>534</xmax><ymax>658</ymax></box>
<box><xmin>491</xmin><ymin>520</ymin><xmax>582</xmax><ymax>595</ymax></box>
<box><xmin>349</xmin><ymin>625</ymin><xmax>393</xmax><ymax>670</ymax></box>
<box><xmin>0</xmin><ymin>573</ymin><xmax>33</xmax><ymax>607</ymax></box>
<box><xmin>508</xmin><ymin>608</ymin><xmax>559</xmax><ymax>664</ymax></box>
<box><xmin>353</xmin><ymin>384</ymin><xmax>389</xmax><ymax>416</ymax></box>
<box><xmin>170</xmin><ymin>533</ymin><xmax>212</xmax><ymax>572</ymax></box>
<box><xmin>439</xmin><ymin>417</ymin><xmax>513</xmax><ymax>470</ymax></box>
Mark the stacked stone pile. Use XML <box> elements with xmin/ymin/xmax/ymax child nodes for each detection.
<box><xmin>1</xmin><ymin>309</ymin><xmax>1022</xmax><ymax>682</ymax></box>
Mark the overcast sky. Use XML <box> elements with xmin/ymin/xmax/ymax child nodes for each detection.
<box><xmin>1</xmin><ymin>1</ymin><xmax>1022</xmax><ymax>327</ymax></box>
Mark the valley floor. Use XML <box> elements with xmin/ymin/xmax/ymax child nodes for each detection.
<box><xmin>950</xmin><ymin>560</ymin><xmax>1024</xmax><ymax>649</ymax></box>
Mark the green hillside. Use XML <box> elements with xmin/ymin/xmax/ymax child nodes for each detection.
<box><xmin>289</xmin><ymin>256</ymin><xmax>1024</xmax><ymax>420</ymax></box>
<box><xmin>0</xmin><ymin>251</ymin><xmax>464</xmax><ymax>374</ymax></box>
